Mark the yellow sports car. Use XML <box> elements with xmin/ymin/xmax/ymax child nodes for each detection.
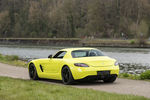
<box><xmin>28</xmin><ymin>48</ymin><xmax>119</xmax><ymax>84</ymax></box>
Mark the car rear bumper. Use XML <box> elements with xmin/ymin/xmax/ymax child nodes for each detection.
<box><xmin>77</xmin><ymin>74</ymin><xmax>117</xmax><ymax>81</ymax></box>
<box><xmin>70</xmin><ymin>66</ymin><xmax>119</xmax><ymax>80</ymax></box>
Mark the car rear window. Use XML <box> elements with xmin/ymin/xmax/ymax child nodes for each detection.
<box><xmin>71</xmin><ymin>49</ymin><xmax>104</xmax><ymax>58</ymax></box>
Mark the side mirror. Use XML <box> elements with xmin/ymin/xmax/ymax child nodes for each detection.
<box><xmin>48</xmin><ymin>54</ymin><xmax>53</xmax><ymax>59</ymax></box>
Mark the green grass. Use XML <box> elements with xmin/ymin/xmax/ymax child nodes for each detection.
<box><xmin>140</xmin><ymin>70</ymin><xmax>150</xmax><ymax>80</ymax></box>
<box><xmin>0</xmin><ymin>54</ymin><xmax>27</xmax><ymax>67</ymax></box>
<box><xmin>119</xmin><ymin>73</ymin><xmax>141</xmax><ymax>80</ymax></box>
<box><xmin>0</xmin><ymin>77</ymin><xmax>149</xmax><ymax>100</ymax></box>
<box><xmin>119</xmin><ymin>72</ymin><xmax>150</xmax><ymax>81</ymax></box>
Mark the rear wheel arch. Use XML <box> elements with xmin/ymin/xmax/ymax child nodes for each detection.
<box><xmin>62</xmin><ymin>65</ymin><xmax>73</xmax><ymax>73</ymax></box>
<box><xmin>61</xmin><ymin>65</ymin><xmax>74</xmax><ymax>85</ymax></box>
<box><xmin>62</xmin><ymin>65</ymin><xmax>69</xmax><ymax>69</ymax></box>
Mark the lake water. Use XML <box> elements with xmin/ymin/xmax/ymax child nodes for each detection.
<box><xmin>0</xmin><ymin>45</ymin><xmax>150</xmax><ymax>65</ymax></box>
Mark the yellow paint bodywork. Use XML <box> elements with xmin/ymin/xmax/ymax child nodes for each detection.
<box><xmin>28</xmin><ymin>48</ymin><xmax>119</xmax><ymax>80</ymax></box>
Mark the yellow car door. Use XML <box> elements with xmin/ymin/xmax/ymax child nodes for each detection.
<box><xmin>49</xmin><ymin>59</ymin><xmax>63</xmax><ymax>73</ymax></box>
<box><xmin>51</xmin><ymin>51</ymin><xmax>66</xmax><ymax>73</ymax></box>
<box><xmin>41</xmin><ymin>59</ymin><xmax>53</xmax><ymax>74</ymax></box>
<box><xmin>42</xmin><ymin>51</ymin><xmax>66</xmax><ymax>79</ymax></box>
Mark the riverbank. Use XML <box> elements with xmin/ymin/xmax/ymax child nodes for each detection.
<box><xmin>0</xmin><ymin>54</ymin><xmax>150</xmax><ymax>81</ymax></box>
<box><xmin>0</xmin><ymin>54</ymin><xmax>27</xmax><ymax>67</ymax></box>
<box><xmin>82</xmin><ymin>39</ymin><xmax>150</xmax><ymax>48</ymax></box>
<box><xmin>0</xmin><ymin>38</ymin><xmax>150</xmax><ymax>48</ymax></box>
<box><xmin>0</xmin><ymin>38</ymin><xmax>81</xmax><ymax>46</ymax></box>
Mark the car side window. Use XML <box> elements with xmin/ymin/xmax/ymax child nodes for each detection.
<box><xmin>53</xmin><ymin>51</ymin><xmax>66</xmax><ymax>59</ymax></box>
<box><xmin>89</xmin><ymin>50</ymin><xmax>97</xmax><ymax>56</ymax></box>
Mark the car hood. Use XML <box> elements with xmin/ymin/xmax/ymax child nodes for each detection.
<box><xmin>72</xmin><ymin>56</ymin><xmax>116</xmax><ymax>67</ymax></box>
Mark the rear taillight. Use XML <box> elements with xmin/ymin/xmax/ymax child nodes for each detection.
<box><xmin>74</xmin><ymin>63</ymin><xmax>89</xmax><ymax>67</ymax></box>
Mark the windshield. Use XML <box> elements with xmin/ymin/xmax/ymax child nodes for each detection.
<box><xmin>71</xmin><ymin>49</ymin><xmax>104</xmax><ymax>58</ymax></box>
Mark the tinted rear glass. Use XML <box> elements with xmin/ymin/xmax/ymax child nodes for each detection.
<box><xmin>72</xmin><ymin>49</ymin><xmax>104</xmax><ymax>58</ymax></box>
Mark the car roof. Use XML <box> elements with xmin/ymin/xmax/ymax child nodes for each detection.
<box><xmin>61</xmin><ymin>48</ymin><xmax>97</xmax><ymax>52</ymax></box>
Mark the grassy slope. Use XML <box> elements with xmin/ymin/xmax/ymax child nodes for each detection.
<box><xmin>0</xmin><ymin>77</ymin><xmax>149</xmax><ymax>100</ymax></box>
<box><xmin>0</xmin><ymin>54</ymin><xmax>27</xmax><ymax>67</ymax></box>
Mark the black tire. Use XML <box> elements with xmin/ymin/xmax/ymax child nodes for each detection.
<box><xmin>61</xmin><ymin>66</ymin><xmax>74</xmax><ymax>85</ymax></box>
<box><xmin>29</xmin><ymin>63</ymin><xmax>39</xmax><ymax>80</ymax></box>
<box><xmin>103</xmin><ymin>75</ymin><xmax>117</xmax><ymax>83</ymax></box>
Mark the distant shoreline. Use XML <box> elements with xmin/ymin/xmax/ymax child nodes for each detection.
<box><xmin>0</xmin><ymin>38</ymin><xmax>150</xmax><ymax>48</ymax></box>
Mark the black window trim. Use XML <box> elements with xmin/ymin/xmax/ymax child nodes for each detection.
<box><xmin>53</xmin><ymin>51</ymin><xmax>67</xmax><ymax>59</ymax></box>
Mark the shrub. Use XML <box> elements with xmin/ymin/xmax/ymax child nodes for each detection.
<box><xmin>130</xmin><ymin>74</ymin><xmax>140</xmax><ymax>80</ymax></box>
<box><xmin>5</xmin><ymin>55</ymin><xmax>19</xmax><ymax>61</ymax></box>
<box><xmin>121</xmin><ymin>73</ymin><xmax>129</xmax><ymax>77</ymax></box>
<box><xmin>130</xmin><ymin>40</ymin><xmax>135</xmax><ymax>44</ymax></box>
<box><xmin>0</xmin><ymin>54</ymin><xmax>4</xmax><ymax>60</ymax></box>
<box><xmin>140</xmin><ymin>70</ymin><xmax>150</xmax><ymax>80</ymax></box>
<box><xmin>0</xmin><ymin>53</ymin><xmax>2</xmax><ymax>58</ymax></box>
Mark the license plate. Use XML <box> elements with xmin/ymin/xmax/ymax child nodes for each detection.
<box><xmin>97</xmin><ymin>71</ymin><xmax>110</xmax><ymax>76</ymax></box>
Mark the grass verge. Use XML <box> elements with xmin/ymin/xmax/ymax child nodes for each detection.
<box><xmin>0</xmin><ymin>54</ymin><xmax>27</xmax><ymax>67</ymax></box>
<box><xmin>119</xmin><ymin>73</ymin><xmax>141</xmax><ymax>80</ymax></box>
<box><xmin>0</xmin><ymin>76</ymin><xmax>149</xmax><ymax>100</ymax></box>
<box><xmin>119</xmin><ymin>72</ymin><xmax>150</xmax><ymax>81</ymax></box>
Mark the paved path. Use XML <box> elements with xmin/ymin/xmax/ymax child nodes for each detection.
<box><xmin>0</xmin><ymin>63</ymin><xmax>150</xmax><ymax>98</ymax></box>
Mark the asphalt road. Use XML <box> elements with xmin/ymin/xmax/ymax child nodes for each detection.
<box><xmin>0</xmin><ymin>63</ymin><xmax>150</xmax><ymax>98</ymax></box>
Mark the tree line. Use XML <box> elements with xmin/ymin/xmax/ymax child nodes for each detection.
<box><xmin>0</xmin><ymin>0</ymin><xmax>150</xmax><ymax>39</ymax></box>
